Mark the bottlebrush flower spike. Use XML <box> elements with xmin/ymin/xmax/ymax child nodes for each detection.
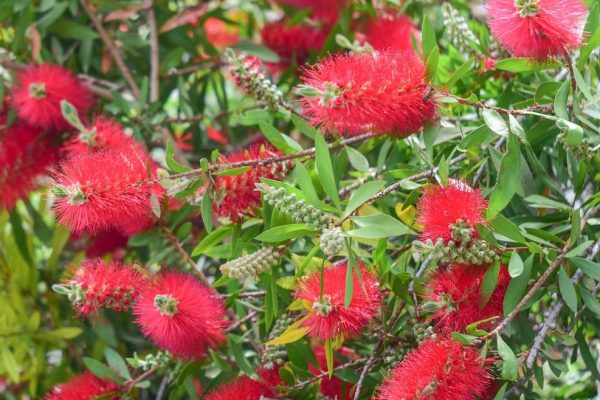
<box><xmin>0</xmin><ymin>124</ymin><xmax>59</xmax><ymax>210</ymax></box>
<box><xmin>424</xmin><ymin>263</ymin><xmax>510</xmax><ymax>333</ymax></box>
<box><xmin>299</xmin><ymin>50</ymin><xmax>436</xmax><ymax>137</ymax></box>
<box><xmin>416</xmin><ymin>180</ymin><xmax>488</xmax><ymax>244</ymax></box>
<box><xmin>63</xmin><ymin>117</ymin><xmax>142</xmax><ymax>157</ymax></box>
<box><xmin>295</xmin><ymin>261</ymin><xmax>381</xmax><ymax>341</ymax></box>
<box><xmin>364</xmin><ymin>14</ymin><xmax>420</xmax><ymax>51</ymax></box>
<box><xmin>204</xmin><ymin>376</ymin><xmax>274</xmax><ymax>400</ymax></box>
<box><xmin>52</xmin><ymin>148</ymin><xmax>162</xmax><ymax>234</ymax></box>
<box><xmin>133</xmin><ymin>271</ymin><xmax>227</xmax><ymax>359</ymax></box>
<box><xmin>204</xmin><ymin>18</ymin><xmax>239</xmax><ymax>48</ymax></box>
<box><xmin>54</xmin><ymin>259</ymin><xmax>146</xmax><ymax>317</ymax></box>
<box><xmin>44</xmin><ymin>371</ymin><xmax>119</xmax><ymax>400</ymax></box>
<box><xmin>487</xmin><ymin>0</ymin><xmax>588</xmax><ymax>60</ymax></box>
<box><xmin>376</xmin><ymin>338</ymin><xmax>492</xmax><ymax>400</ymax></box>
<box><xmin>212</xmin><ymin>143</ymin><xmax>291</xmax><ymax>223</ymax></box>
<box><xmin>11</xmin><ymin>64</ymin><xmax>93</xmax><ymax>131</ymax></box>
<box><xmin>261</xmin><ymin>20</ymin><xmax>327</xmax><ymax>70</ymax></box>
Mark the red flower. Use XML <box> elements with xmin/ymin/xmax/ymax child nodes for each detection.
<box><xmin>207</xmin><ymin>126</ymin><xmax>230</xmax><ymax>145</ymax></box>
<box><xmin>295</xmin><ymin>261</ymin><xmax>381</xmax><ymax>341</ymax></box>
<box><xmin>204</xmin><ymin>18</ymin><xmax>239</xmax><ymax>48</ymax></box>
<box><xmin>212</xmin><ymin>143</ymin><xmax>291</xmax><ymax>223</ymax></box>
<box><xmin>376</xmin><ymin>338</ymin><xmax>492</xmax><ymax>400</ymax></box>
<box><xmin>204</xmin><ymin>376</ymin><xmax>274</xmax><ymax>400</ymax></box>
<box><xmin>261</xmin><ymin>20</ymin><xmax>327</xmax><ymax>70</ymax></box>
<box><xmin>487</xmin><ymin>0</ymin><xmax>588</xmax><ymax>60</ymax></box>
<box><xmin>256</xmin><ymin>366</ymin><xmax>284</xmax><ymax>388</ymax></box>
<box><xmin>310</xmin><ymin>346</ymin><xmax>356</xmax><ymax>398</ymax></box>
<box><xmin>82</xmin><ymin>229</ymin><xmax>130</xmax><ymax>259</ymax></box>
<box><xmin>425</xmin><ymin>263</ymin><xmax>510</xmax><ymax>333</ymax></box>
<box><xmin>416</xmin><ymin>180</ymin><xmax>488</xmax><ymax>244</ymax></box>
<box><xmin>364</xmin><ymin>15</ymin><xmax>420</xmax><ymax>51</ymax></box>
<box><xmin>44</xmin><ymin>371</ymin><xmax>119</xmax><ymax>400</ymax></box>
<box><xmin>300</xmin><ymin>50</ymin><xmax>435</xmax><ymax>137</ymax></box>
<box><xmin>11</xmin><ymin>64</ymin><xmax>93</xmax><ymax>131</ymax></box>
<box><xmin>277</xmin><ymin>0</ymin><xmax>344</xmax><ymax>24</ymax></box>
<box><xmin>0</xmin><ymin>124</ymin><xmax>59</xmax><ymax>209</ymax></box>
<box><xmin>64</xmin><ymin>259</ymin><xmax>146</xmax><ymax>316</ymax></box>
<box><xmin>52</xmin><ymin>148</ymin><xmax>161</xmax><ymax>234</ymax></box>
<box><xmin>133</xmin><ymin>271</ymin><xmax>227</xmax><ymax>359</ymax></box>
<box><xmin>63</xmin><ymin>117</ymin><xmax>142</xmax><ymax>157</ymax></box>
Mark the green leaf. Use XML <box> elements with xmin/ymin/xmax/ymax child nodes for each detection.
<box><xmin>425</xmin><ymin>46</ymin><xmax>439</xmax><ymax>81</ymax></box>
<box><xmin>554</xmin><ymin>80</ymin><xmax>570</xmax><ymax>120</ymax></box>
<box><xmin>459</xmin><ymin>125</ymin><xmax>493</xmax><ymax>150</ymax></box>
<box><xmin>343</xmin><ymin>181</ymin><xmax>385</xmax><ymax>219</ymax></box>
<box><xmin>565</xmin><ymin>240</ymin><xmax>593</xmax><ymax>258</ymax></box>
<box><xmin>570</xmin><ymin>257</ymin><xmax>600</xmax><ymax>281</ymax></box>
<box><xmin>191</xmin><ymin>226</ymin><xmax>231</xmax><ymax>256</ymax></box>
<box><xmin>213</xmin><ymin>167</ymin><xmax>251</xmax><ymax>176</ymax></box>
<box><xmin>486</xmin><ymin>133</ymin><xmax>521</xmax><ymax>218</ymax></box>
<box><xmin>266</xmin><ymin>320</ymin><xmax>310</xmax><ymax>345</ymax></box>
<box><xmin>49</xmin><ymin>18</ymin><xmax>99</xmax><ymax>40</ymax></box>
<box><xmin>232</xmin><ymin>41</ymin><xmax>280</xmax><ymax>62</ymax></box>
<box><xmin>256</xmin><ymin>224</ymin><xmax>317</xmax><ymax>242</ymax></box>
<box><xmin>494</xmin><ymin>58</ymin><xmax>561</xmax><ymax>73</ymax></box>
<box><xmin>508</xmin><ymin>251</ymin><xmax>524</xmax><ymax>278</ymax></box>
<box><xmin>348</xmin><ymin>214</ymin><xmax>413</xmax><ymax>239</ymax></box>
<box><xmin>497</xmin><ymin>336</ymin><xmax>518</xmax><ymax>381</ymax></box>
<box><xmin>259</xmin><ymin>122</ymin><xmax>302</xmax><ymax>154</ymax></box>
<box><xmin>1</xmin><ymin>346</ymin><xmax>19</xmax><ymax>382</ymax></box>
<box><xmin>421</xmin><ymin>16</ymin><xmax>436</xmax><ymax>59</ymax></box>
<box><xmin>483</xmin><ymin>109</ymin><xmax>509</xmax><ymax>137</ymax></box>
<box><xmin>42</xmin><ymin>327</ymin><xmax>82</xmax><ymax>340</ymax></box>
<box><xmin>292</xmin><ymin>114</ymin><xmax>317</xmax><ymax>139</ymax></box>
<box><xmin>325</xmin><ymin>339</ymin><xmax>334</xmax><ymax>379</ymax></box>
<box><xmin>446</xmin><ymin>58</ymin><xmax>474</xmax><ymax>87</ymax></box>
<box><xmin>37</xmin><ymin>2</ymin><xmax>69</xmax><ymax>31</ymax></box>
<box><xmin>83</xmin><ymin>357</ymin><xmax>125</xmax><ymax>384</ymax></box>
<box><xmin>9</xmin><ymin>210</ymin><xmax>32</xmax><ymax>267</ymax></box>
<box><xmin>344</xmin><ymin>255</ymin><xmax>354</xmax><ymax>308</ymax></box>
<box><xmin>314</xmin><ymin>132</ymin><xmax>340</xmax><ymax>208</ymax></box>
<box><xmin>346</xmin><ymin>146</ymin><xmax>369</xmax><ymax>172</ymax></box>
<box><xmin>201</xmin><ymin>192</ymin><xmax>213</xmax><ymax>233</ymax></box>
<box><xmin>479</xmin><ymin>260</ymin><xmax>500</xmax><ymax>308</ymax></box>
<box><xmin>580</xmin><ymin>288</ymin><xmax>600</xmax><ymax>316</ymax></box>
<box><xmin>105</xmin><ymin>348</ymin><xmax>132</xmax><ymax>380</ymax></box>
<box><xmin>489</xmin><ymin>214</ymin><xmax>526</xmax><ymax>244</ymax></box>
<box><xmin>558</xmin><ymin>267</ymin><xmax>578</xmax><ymax>312</ymax></box>
<box><xmin>165</xmin><ymin>140</ymin><xmax>192</xmax><ymax>173</ymax></box>
<box><xmin>294</xmin><ymin>161</ymin><xmax>321</xmax><ymax>207</ymax></box>
<box><xmin>523</xmin><ymin>195</ymin><xmax>571</xmax><ymax>211</ymax></box>
<box><xmin>504</xmin><ymin>255</ymin><xmax>533</xmax><ymax>315</ymax></box>
<box><xmin>570</xmin><ymin>210</ymin><xmax>581</xmax><ymax>244</ymax></box>
<box><xmin>508</xmin><ymin>114</ymin><xmax>526</xmax><ymax>142</ymax></box>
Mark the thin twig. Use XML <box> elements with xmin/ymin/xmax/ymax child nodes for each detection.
<box><xmin>441</xmin><ymin>92</ymin><xmax>554</xmax><ymax>116</ymax></box>
<box><xmin>124</xmin><ymin>366</ymin><xmax>159</xmax><ymax>392</ymax></box>
<box><xmin>292</xmin><ymin>357</ymin><xmax>368</xmax><ymax>389</ymax></box>
<box><xmin>161</xmin><ymin>225</ymin><xmax>210</xmax><ymax>286</ymax></box>
<box><xmin>79</xmin><ymin>0</ymin><xmax>141</xmax><ymax>98</ymax></box>
<box><xmin>227</xmin><ymin>310</ymin><xmax>259</xmax><ymax>332</ymax></box>
<box><xmin>472</xmin><ymin>136</ymin><xmax>506</xmax><ymax>186</ymax></box>
<box><xmin>147</xmin><ymin>2</ymin><xmax>159</xmax><ymax>103</ymax></box>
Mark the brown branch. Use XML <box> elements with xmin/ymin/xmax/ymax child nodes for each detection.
<box><xmin>292</xmin><ymin>357</ymin><xmax>368</xmax><ymax>389</ymax></box>
<box><xmin>147</xmin><ymin>2</ymin><xmax>160</xmax><ymax>103</ymax></box>
<box><xmin>163</xmin><ymin>59</ymin><xmax>223</xmax><ymax>78</ymax></box>
<box><xmin>124</xmin><ymin>366</ymin><xmax>159</xmax><ymax>392</ymax></box>
<box><xmin>79</xmin><ymin>0</ymin><xmax>141</xmax><ymax>98</ymax></box>
<box><xmin>227</xmin><ymin>310</ymin><xmax>259</xmax><ymax>332</ymax></box>
<box><xmin>161</xmin><ymin>225</ymin><xmax>210</xmax><ymax>286</ymax></box>
<box><xmin>441</xmin><ymin>92</ymin><xmax>554</xmax><ymax>116</ymax></box>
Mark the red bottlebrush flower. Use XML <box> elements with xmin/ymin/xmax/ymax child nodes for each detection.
<box><xmin>63</xmin><ymin>117</ymin><xmax>142</xmax><ymax>157</ymax></box>
<box><xmin>52</xmin><ymin>148</ymin><xmax>161</xmax><ymax>234</ymax></box>
<box><xmin>11</xmin><ymin>64</ymin><xmax>93</xmax><ymax>131</ymax></box>
<box><xmin>416</xmin><ymin>180</ymin><xmax>488</xmax><ymax>244</ymax></box>
<box><xmin>212</xmin><ymin>143</ymin><xmax>291</xmax><ymax>223</ymax></box>
<box><xmin>278</xmin><ymin>0</ymin><xmax>344</xmax><ymax>24</ymax></box>
<box><xmin>78</xmin><ymin>229</ymin><xmax>130</xmax><ymax>259</ymax></box>
<box><xmin>299</xmin><ymin>50</ymin><xmax>436</xmax><ymax>137</ymax></box>
<box><xmin>310</xmin><ymin>346</ymin><xmax>356</xmax><ymax>398</ymax></box>
<box><xmin>487</xmin><ymin>0</ymin><xmax>588</xmax><ymax>60</ymax></box>
<box><xmin>425</xmin><ymin>263</ymin><xmax>510</xmax><ymax>333</ymax></box>
<box><xmin>207</xmin><ymin>126</ymin><xmax>229</xmax><ymax>145</ymax></box>
<box><xmin>44</xmin><ymin>371</ymin><xmax>119</xmax><ymax>400</ymax></box>
<box><xmin>62</xmin><ymin>259</ymin><xmax>145</xmax><ymax>316</ymax></box>
<box><xmin>364</xmin><ymin>15</ymin><xmax>420</xmax><ymax>51</ymax></box>
<box><xmin>0</xmin><ymin>124</ymin><xmax>59</xmax><ymax>209</ymax></box>
<box><xmin>295</xmin><ymin>261</ymin><xmax>381</xmax><ymax>341</ymax></box>
<box><xmin>133</xmin><ymin>271</ymin><xmax>228</xmax><ymax>359</ymax></box>
<box><xmin>376</xmin><ymin>338</ymin><xmax>492</xmax><ymax>400</ymax></box>
<box><xmin>261</xmin><ymin>20</ymin><xmax>327</xmax><ymax>69</ymax></box>
<box><xmin>256</xmin><ymin>366</ymin><xmax>284</xmax><ymax>389</ymax></box>
<box><xmin>175</xmin><ymin>131</ymin><xmax>194</xmax><ymax>151</ymax></box>
<box><xmin>204</xmin><ymin>18</ymin><xmax>239</xmax><ymax>48</ymax></box>
<box><xmin>204</xmin><ymin>376</ymin><xmax>274</xmax><ymax>400</ymax></box>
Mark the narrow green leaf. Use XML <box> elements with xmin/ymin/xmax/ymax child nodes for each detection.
<box><xmin>348</xmin><ymin>214</ymin><xmax>413</xmax><ymax>239</ymax></box>
<box><xmin>292</xmin><ymin>114</ymin><xmax>317</xmax><ymax>139</ymax></box>
<box><xmin>570</xmin><ymin>210</ymin><xmax>581</xmax><ymax>244</ymax></box>
<box><xmin>325</xmin><ymin>339</ymin><xmax>334</xmax><ymax>378</ymax></box>
<box><xmin>213</xmin><ymin>167</ymin><xmax>251</xmax><ymax>176</ymax></box>
<box><xmin>486</xmin><ymin>133</ymin><xmax>521</xmax><ymax>218</ymax></box>
<box><xmin>83</xmin><ymin>357</ymin><xmax>124</xmax><ymax>384</ymax></box>
<box><xmin>166</xmin><ymin>140</ymin><xmax>192</xmax><ymax>173</ymax></box>
<box><xmin>294</xmin><ymin>162</ymin><xmax>321</xmax><ymax>208</ymax></box>
<box><xmin>494</xmin><ymin>58</ymin><xmax>561</xmax><ymax>72</ymax></box>
<box><xmin>479</xmin><ymin>260</ymin><xmax>500</xmax><ymax>308</ymax></box>
<box><xmin>260</xmin><ymin>122</ymin><xmax>302</xmax><ymax>154</ymax></box>
<box><xmin>9</xmin><ymin>210</ymin><xmax>33</xmax><ymax>267</ymax></box>
<box><xmin>524</xmin><ymin>195</ymin><xmax>571</xmax><ymax>211</ymax></box>
<box><xmin>346</xmin><ymin>146</ymin><xmax>369</xmax><ymax>172</ymax></box>
<box><xmin>504</xmin><ymin>255</ymin><xmax>533</xmax><ymax>315</ymax></box>
<box><xmin>421</xmin><ymin>16</ymin><xmax>436</xmax><ymax>59</ymax></box>
<box><xmin>446</xmin><ymin>58</ymin><xmax>474</xmax><ymax>87</ymax></box>
<box><xmin>314</xmin><ymin>132</ymin><xmax>340</xmax><ymax>208</ymax></box>
<box><xmin>570</xmin><ymin>257</ymin><xmax>600</xmax><ymax>281</ymax></box>
<box><xmin>580</xmin><ymin>288</ymin><xmax>600</xmax><ymax>316</ymax></box>
<box><xmin>105</xmin><ymin>348</ymin><xmax>132</xmax><ymax>380</ymax></box>
<box><xmin>508</xmin><ymin>251</ymin><xmax>524</xmax><ymax>278</ymax></box>
<box><xmin>344</xmin><ymin>259</ymin><xmax>354</xmax><ymax>308</ymax></box>
<box><xmin>256</xmin><ymin>224</ymin><xmax>317</xmax><ymax>242</ymax></box>
<box><xmin>343</xmin><ymin>181</ymin><xmax>384</xmax><ymax>219</ymax></box>
<box><xmin>489</xmin><ymin>214</ymin><xmax>527</xmax><ymax>244</ymax></box>
<box><xmin>483</xmin><ymin>109</ymin><xmax>509</xmax><ymax>137</ymax></box>
<box><xmin>554</xmin><ymin>80</ymin><xmax>570</xmax><ymax>120</ymax></box>
<box><xmin>558</xmin><ymin>267</ymin><xmax>578</xmax><ymax>312</ymax></box>
<box><xmin>191</xmin><ymin>226</ymin><xmax>231</xmax><ymax>256</ymax></box>
<box><xmin>201</xmin><ymin>192</ymin><xmax>213</xmax><ymax>233</ymax></box>
<box><xmin>1</xmin><ymin>346</ymin><xmax>19</xmax><ymax>381</ymax></box>
<box><xmin>497</xmin><ymin>336</ymin><xmax>518</xmax><ymax>381</ymax></box>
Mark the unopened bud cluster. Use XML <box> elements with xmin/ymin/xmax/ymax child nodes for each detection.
<box><xmin>220</xmin><ymin>246</ymin><xmax>282</xmax><ymax>279</ymax></box>
<box><xmin>413</xmin><ymin>220</ymin><xmax>499</xmax><ymax>265</ymax></box>
<box><xmin>262</xmin><ymin>314</ymin><xmax>293</xmax><ymax>368</ymax></box>
<box><xmin>259</xmin><ymin>184</ymin><xmax>332</xmax><ymax>230</ymax></box>
<box><xmin>383</xmin><ymin>346</ymin><xmax>407</xmax><ymax>367</ymax></box>
<box><xmin>558</xmin><ymin>134</ymin><xmax>596</xmax><ymax>160</ymax></box>
<box><xmin>320</xmin><ymin>227</ymin><xmax>345</xmax><ymax>257</ymax></box>
<box><xmin>127</xmin><ymin>351</ymin><xmax>172</xmax><ymax>371</ymax></box>
<box><xmin>441</xmin><ymin>3</ymin><xmax>480</xmax><ymax>56</ymax></box>
<box><xmin>224</xmin><ymin>48</ymin><xmax>287</xmax><ymax>110</ymax></box>
<box><xmin>52</xmin><ymin>280</ymin><xmax>137</xmax><ymax>316</ymax></box>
